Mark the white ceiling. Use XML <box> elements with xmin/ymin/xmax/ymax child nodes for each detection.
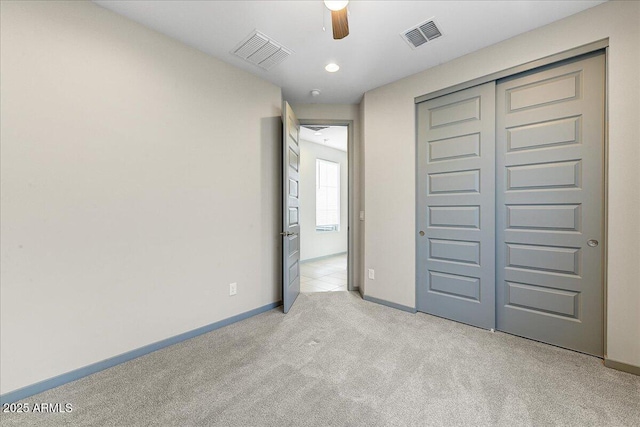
<box><xmin>93</xmin><ymin>1</ymin><xmax>606</xmax><ymax>104</ymax></box>
<box><xmin>300</xmin><ymin>125</ymin><xmax>348</xmax><ymax>152</ymax></box>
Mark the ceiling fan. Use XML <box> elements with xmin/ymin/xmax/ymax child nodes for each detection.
<box><xmin>324</xmin><ymin>1</ymin><xmax>349</xmax><ymax>40</ymax></box>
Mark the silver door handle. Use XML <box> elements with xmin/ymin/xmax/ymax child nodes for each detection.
<box><xmin>280</xmin><ymin>231</ymin><xmax>298</xmax><ymax>236</ymax></box>
<box><xmin>587</xmin><ymin>239</ymin><xmax>599</xmax><ymax>247</ymax></box>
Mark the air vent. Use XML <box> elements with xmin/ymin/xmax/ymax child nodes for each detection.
<box><xmin>303</xmin><ymin>126</ymin><xmax>329</xmax><ymax>132</ymax></box>
<box><xmin>231</xmin><ymin>31</ymin><xmax>292</xmax><ymax>71</ymax></box>
<box><xmin>401</xmin><ymin>18</ymin><xmax>443</xmax><ymax>49</ymax></box>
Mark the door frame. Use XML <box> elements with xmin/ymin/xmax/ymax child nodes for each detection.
<box><xmin>298</xmin><ymin>119</ymin><xmax>356</xmax><ymax>292</ymax></box>
<box><xmin>414</xmin><ymin>39</ymin><xmax>609</xmax><ymax>355</ymax></box>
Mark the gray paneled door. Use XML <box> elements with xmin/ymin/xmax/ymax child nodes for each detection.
<box><xmin>417</xmin><ymin>82</ymin><xmax>496</xmax><ymax>329</ymax></box>
<box><xmin>282</xmin><ymin>101</ymin><xmax>301</xmax><ymax>313</ymax></box>
<box><xmin>496</xmin><ymin>53</ymin><xmax>605</xmax><ymax>356</ymax></box>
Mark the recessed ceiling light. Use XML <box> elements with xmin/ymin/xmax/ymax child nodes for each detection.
<box><xmin>310</xmin><ymin>89</ymin><xmax>321</xmax><ymax>97</ymax></box>
<box><xmin>314</xmin><ymin>132</ymin><xmax>322</xmax><ymax>136</ymax></box>
<box><xmin>325</xmin><ymin>63</ymin><xmax>340</xmax><ymax>72</ymax></box>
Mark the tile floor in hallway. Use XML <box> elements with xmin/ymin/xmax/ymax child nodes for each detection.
<box><xmin>300</xmin><ymin>253</ymin><xmax>347</xmax><ymax>293</ymax></box>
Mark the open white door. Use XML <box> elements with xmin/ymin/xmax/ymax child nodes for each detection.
<box><xmin>282</xmin><ymin>101</ymin><xmax>301</xmax><ymax>313</ymax></box>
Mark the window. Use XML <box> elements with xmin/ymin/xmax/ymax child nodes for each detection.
<box><xmin>316</xmin><ymin>159</ymin><xmax>340</xmax><ymax>232</ymax></box>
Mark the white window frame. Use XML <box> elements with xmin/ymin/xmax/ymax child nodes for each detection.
<box><xmin>315</xmin><ymin>159</ymin><xmax>340</xmax><ymax>232</ymax></box>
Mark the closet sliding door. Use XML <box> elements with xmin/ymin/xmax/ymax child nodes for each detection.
<box><xmin>416</xmin><ymin>82</ymin><xmax>496</xmax><ymax>329</ymax></box>
<box><xmin>495</xmin><ymin>53</ymin><xmax>605</xmax><ymax>356</ymax></box>
<box><xmin>416</xmin><ymin>52</ymin><xmax>605</xmax><ymax>356</ymax></box>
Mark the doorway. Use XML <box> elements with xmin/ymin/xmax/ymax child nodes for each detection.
<box><xmin>298</xmin><ymin>124</ymin><xmax>350</xmax><ymax>293</ymax></box>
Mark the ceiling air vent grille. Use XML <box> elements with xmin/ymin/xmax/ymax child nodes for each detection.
<box><xmin>401</xmin><ymin>19</ymin><xmax>443</xmax><ymax>49</ymax></box>
<box><xmin>232</xmin><ymin>31</ymin><xmax>292</xmax><ymax>71</ymax></box>
<box><xmin>419</xmin><ymin>21</ymin><xmax>442</xmax><ymax>40</ymax></box>
<box><xmin>405</xmin><ymin>28</ymin><xmax>427</xmax><ymax>48</ymax></box>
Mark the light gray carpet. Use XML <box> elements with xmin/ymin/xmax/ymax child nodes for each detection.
<box><xmin>2</xmin><ymin>292</ymin><xmax>639</xmax><ymax>426</ymax></box>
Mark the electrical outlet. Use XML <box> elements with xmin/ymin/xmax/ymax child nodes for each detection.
<box><xmin>368</xmin><ymin>269</ymin><xmax>375</xmax><ymax>280</ymax></box>
<box><xmin>229</xmin><ymin>282</ymin><xmax>237</xmax><ymax>296</ymax></box>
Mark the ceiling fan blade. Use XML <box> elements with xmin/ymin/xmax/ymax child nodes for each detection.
<box><xmin>331</xmin><ymin>7</ymin><xmax>349</xmax><ymax>39</ymax></box>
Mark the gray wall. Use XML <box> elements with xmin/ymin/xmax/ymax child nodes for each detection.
<box><xmin>362</xmin><ymin>0</ymin><xmax>640</xmax><ymax>367</ymax></box>
<box><xmin>299</xmin><ymin>139</ymin><xmax>348</xmax><ymax>261</ymax></box>
<box><xmin>0</xmin><ymin>1</ymin><xmax>282</xmax><ymax>394</ymax></box>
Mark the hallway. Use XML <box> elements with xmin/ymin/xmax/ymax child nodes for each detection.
<box><xmin>300</xmin><ymin>254</ymin><xmax>348</xmax><ymax>293</ymax></box>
